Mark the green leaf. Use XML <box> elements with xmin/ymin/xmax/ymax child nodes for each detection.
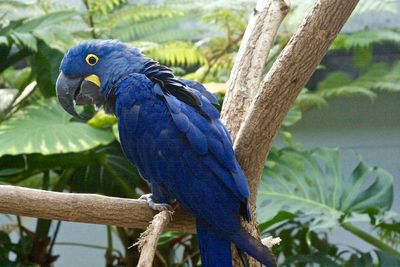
<box><xmin>0</xmin><ymin>89</ymin><xmax>18</xmax><ymax>114</ymax></box>
<box><xmin>316</xmin><ymin>71</ymin><xmax>353</xmax><ymax>92</ymax></box>
<box><xmin>143</xmin><ymin>41</ymin><xmax>206</xmax><ymax>67</ymax></box>
<box><xmin>0</xmin><ymin>98</ymin><xmax>114</xmax><ymax>156</ymax></box>
<box><xmin>258</xmin><ymin>147</ymin><xmax>394</xmax><ymax>230</ymax></box>
<box><xmin>352</xmin><ymin>45</ymin><xmax>372</xmax><ymax>70</ymax></box>
<box><xmin>0</xmin><ymin>67</ymin><xmax>32</xmax><ymax>91</ymax></box>
<box><xmin>376</xmin><ymin>250</ymin><xmax>400</xmax><ymax>266</ymax></box>
<box><xmin>259</xmin><ymin>211</ymin><xmax>296</xmax><ymax>232</ymax></box>
<box><xmin>332</xmin><ymin>29</ymin><xmax>400</xmax><ymax>50</ymax></box>
<box><xmin>9</xmin><ymin>31</ymin><xmax>37</xmax><ymax>51</ymax></box>
<box><xmin>316</xmin><ymin>71</ymin><xmax>376</xmax><ymax>100</ymax></box>
<box><xmin>282</xmin><ymin>106</ymin><xmax>302</xmax><ymax>127</ymax></box>
<box><xmin>68</xmin><ymin>143</ymin><xmax>140</xmax><ymax>198</ymax></box>
<box><xmin>14</xmin><ymin>10</ymin><xmax>77</xmax><ymax>33</ymax></box>
<box><xmin>29</xmin><ymin>42</ymin><xmax>64</xmax><ymax>97</ymax></box>
<box><xmin>294</xmin><ymin>89</ymin><xmax>328</xmax><ymax>111</ymax></box>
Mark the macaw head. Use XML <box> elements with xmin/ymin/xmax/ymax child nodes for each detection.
<box><xmin>56</xmin><ymin>39</ymin><xmax>146</xmax><ymax>117</ymax></box>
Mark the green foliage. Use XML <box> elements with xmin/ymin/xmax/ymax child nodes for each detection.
<box><xmin>292</xmin><ymin>61</ymin><xmax>400</xmax><ymax>116</ymax></box>
<box><xmin>87</xmin><ymin>0</ymin><xmax>127</xmax><ymax>15</ymax></box>
<box><xmin>0</xmin><ymin>10</ymin><xmax>78</xmax><ymax>52</ymax></box>
<box><xmin>258</xmin><ymin>146</ymin><xmax>394</xmax><ymax>230</ymax></box>
<box><xmin>67</xmin><ymin>143</ymin><xmax>140</xmax><ymax>198</ymax></box>
<box><xmin>332</xmin><ymin>29</ymin><xmax>400</xmax><ymax>50</ymax></box>
<box><xmin>0</xmin><ymin>98</ymin><xmax>114</xmax><ymax>156</ymax></box>
<box><xmin>0</xmin><ymin>229</ymin><xmax>39</xmax><ymax>267</ymax></box>
<box><xmin>29</xmin><ymin>42</ymin><xmax>64</xmax><ymax>97</ymax></box>
<box><xmin>143</xmin><ymin>41</ymin><xmax>206</xmax><ymax>66</ymax></box>
<box><xmin>268</xmin><ymin>220</ymin><xmax>394</xmax><ymax>267</ymax></box>
<box><xmin>318</xmin><ymin>62</ymin><xmax>400</xmax><ymax>98</ymax></box>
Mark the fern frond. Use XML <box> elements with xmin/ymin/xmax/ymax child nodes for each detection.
<box><xmin>111</xmin><ymin>14</ymin><xmax>200</xmax><ymax>42</ymax></box>
<box><xmin>332</xmin><ymin>29</ymin><xmax>400</xmax><ymax>50</ymax></box>
<box><xmin>143</xmin><ymin>41</ymin><xmax>206</xmax><ymax>66</ymax></box>
<box><xmin>370</xmin><ymin>61</ymin><xmax>400</xmax><ymax>92</ymax></box>
<box><xmin>88</xmin><ymin>0</ymin><xmax>127</xmax><ymax>15</ymax></box>
<box><xmin>315</xmin><ymin>62</ymin><xmax>400</xmax><ymax>104</ymax></box>
<box><xmin>295</xmin><ymin>89</ymin><xmax>328</xmax><ymax>111</ymax></box>
<box><xmin>100</xmin><ymin>5</ymin><xmax>185</xmax><ymax>29</ymax></box>
<box><xmin>140</xmin><ymin>28</ymin><xmax>204</xmax><ymax>43</ymax></box>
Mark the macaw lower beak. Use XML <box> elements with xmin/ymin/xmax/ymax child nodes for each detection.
<box><xmin>56</xmin><ymin>72</ymin><xmax>104</xmax><ymax>119</ymax></box>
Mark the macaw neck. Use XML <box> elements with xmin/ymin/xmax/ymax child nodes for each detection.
<box><xmin>101</xmin><ymin>56</ymin><xmax>150</xmax><ymax>114</ymax></box>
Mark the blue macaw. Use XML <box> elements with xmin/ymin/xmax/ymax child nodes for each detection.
<box><xmin>56</xmin><ymin>40</ymin><xmax>276</xmax><ymax>267</ymax></box>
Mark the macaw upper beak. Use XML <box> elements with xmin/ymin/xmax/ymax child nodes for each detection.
<box><xmin>56</xmin><ymin>72</ymin><xmax>104</xmax><ymax>119</ymax></box>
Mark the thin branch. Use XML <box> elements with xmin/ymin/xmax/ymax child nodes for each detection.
<box><xmin>135</xmin><ymin>211</ymin><xmax>173</xmax><ymax>267</ymax></box>
<box><xmin>0</xmin><ymin>185</ymin><xmax>195</xmax><ymax>233</ymax></box>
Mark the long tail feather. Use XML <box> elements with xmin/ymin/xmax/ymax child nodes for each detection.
<box><xmin>231</xmin><ymin>229</ymin><xmax>277</xmax><ymax>267</ymax></box>
<box><xmin>196</xmin><ymin>221</ymin><xmax>232</xmax><ymax>267</ymax></box>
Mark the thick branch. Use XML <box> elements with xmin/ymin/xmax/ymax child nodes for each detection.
<box><xmin>0</xmin><ymin>185</ymin><xmax>195</xmax><ymax>233</ymax></box>
<box><xmin>136</xmin><ymin>211</ymin><xmax>173</xmax><ymax>267</ymax></box>
<box><xmin>221</xmin><ymin>0</ymin><xmax>289</xmax><ymax>141</ymax></box>
<box><xmin>223</xmin><ymin>1</ymin><xmax>358</xmax><ymax>266</ymax></box>
<box><xmin>234</xmin><ymin>0</ymin><xmax>359</xmax><ymax>204</ymax></box>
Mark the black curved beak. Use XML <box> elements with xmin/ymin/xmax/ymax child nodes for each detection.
<box><xmin>56</xmin><ymin>72</ymin><xmax>105</xmax><ymax>119</ymax></box>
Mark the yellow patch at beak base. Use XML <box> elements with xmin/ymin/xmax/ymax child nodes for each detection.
<box><xmin>84</xmin><ymin>74</ymin><xmax>101</xmax><ymax>87</ymax></box>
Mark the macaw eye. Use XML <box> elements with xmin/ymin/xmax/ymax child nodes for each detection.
<box><xmin>85</xmin><ymin>54</ymin><xmax>99</xmax><ymax>66</ymax></box>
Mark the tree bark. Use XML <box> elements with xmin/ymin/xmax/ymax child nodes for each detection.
<box><xmin>221</xmin><ymin>0</ymin><xmax>359</xmax><ymax>266</ymax></box>
<box><xmin>0</xmin><ymin>185</ymin><xmax>195</xmax><ymax>233</ymax></box>
<box><xmin>234</xmin><ymin>0</ymin><xmax>359</xmax><ymax>207</ymax></box>
<box><xmin>136</xmin><ymin>211</ymin><xmax>173</xmax><ymax>267</ymax></box>
<box><xmin>221</xmin><ymin>0</ymin><xmax>289</xmax><ymax>142</ymax></box>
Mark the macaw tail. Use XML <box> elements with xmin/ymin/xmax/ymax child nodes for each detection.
<box><xmin>196</xmin><ymin>222</ymin><xmax>276</xmax><ymax>267</ymax></box>
<box><xmin>231</xmin><ymin>229</ymin><xmax>277</xmax><ymax>267</ymax></box>
<box><xmin>196</xmin><ymin>221</ymin><xmax>233</xmax><ymax>267</ymax></box>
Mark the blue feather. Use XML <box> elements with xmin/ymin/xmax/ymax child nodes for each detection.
<box><xmin>180</xmin><ymin>79</ymin><xmax>219</xmax><ymax>105</ymax></box>
<box><xmin>60</xmin><ymin>40</ymin><xmax>276</xmax><ymax>267</ymax></box>
<box><xmin>186</xmin><ymin>121</ymin><xmax>208</xmax><ymax>154</ymax></box>
<box><xmin>171</xmin><ymin>112</ymin><xmax>190</xmax><ymax>133</ymax></box>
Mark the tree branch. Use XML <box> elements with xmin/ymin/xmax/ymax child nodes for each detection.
<box><xmin>135</xmin><ymin>211</ymin><xmax>173</xmax><ymax>267</ymax></box>
<box><xmin>0</xmin><ymin>185</ymin><xmax>195</xmax><ymax>233</ymax></box>
<box><xmin>221</xmin><ymin>0</ymin><xmax>289</xmax><ymax>142</ymax></box>
<box><xmin>222</xmin><ymin>0</ymin><xmax>358</xmax><ymax>266</ymax></box>
<box><xmin>234</xmin><ymin>0</ymin><xmax>359</xmax><ymax>205</ymax></box>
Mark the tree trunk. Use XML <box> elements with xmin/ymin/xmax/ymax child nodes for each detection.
<box><xmin>221</xmin><ymin>0</ymin><xmax>359</xmax><ymax>266</ymax></box>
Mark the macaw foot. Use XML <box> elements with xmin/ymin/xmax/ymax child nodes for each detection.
<box><xmin>139</xmin><ymin>193</ymin><xmax>173</xmax><ymax>211</ymax></box>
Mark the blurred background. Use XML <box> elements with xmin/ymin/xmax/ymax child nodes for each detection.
<box><xmin>0</xmin><ymin>0</ymin><xmax>399</xmax><ymax>266</ymax></box>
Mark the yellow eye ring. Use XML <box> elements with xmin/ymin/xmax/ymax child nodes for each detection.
<box><xmin>85</xmin><ymin>54</ymin><xmax>99</xmax><ymax>66</ymax></box>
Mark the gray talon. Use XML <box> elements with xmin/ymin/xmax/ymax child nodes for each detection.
<box><xmin>139</xmin><ymin>194</ymin><xmax>173</xmax><ymax>211</ymax></box>
<box><xmin>150</xmin><ymin>202</ymin><xmax>173</xmax><ymax>211</ymax></box>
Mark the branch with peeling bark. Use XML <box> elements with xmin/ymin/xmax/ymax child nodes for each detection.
<box><xmin>0</xmin><ymin>0</ymin><xmax>359</xmax><ymax>265</ymax></box>
<box><xmin>134</xmin><ymin>211</ymin><xmax>173</xmax><ymax>267</ymax></box>
<box><xmin>0</xmin><ymin>185</ymin><xmax>195</xmax><ymax>233</ymax></box>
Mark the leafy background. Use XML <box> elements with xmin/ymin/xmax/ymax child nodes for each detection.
<box><xmin>0</xmin><ymin>0</ymin><xmax>400</xmax><ymax>266</ymax></box>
